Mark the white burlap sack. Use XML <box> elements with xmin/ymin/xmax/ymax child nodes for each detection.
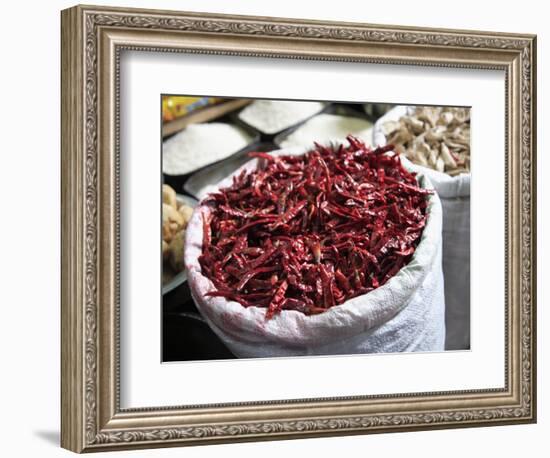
<box><xmin>185</xmin><ymin>146</ymin><xmax>445</xmax><ymax>358</ymax></box>
<box><xmin>373</xmin><ymin>106</ymin><xmax>470</xmax><ymax>350</ymax></box>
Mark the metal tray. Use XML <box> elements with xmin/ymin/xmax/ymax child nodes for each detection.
<box><xmin>234</xmin><ymin>101</ymin><xmax>330</xmax><ymax>141</ymax></box>
<box><xmin>162</xmin><ymin>117</ymin><xmax>261</xmax><ymax>194</ymax></box>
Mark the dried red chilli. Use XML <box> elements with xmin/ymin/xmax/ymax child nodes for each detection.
<box><xmin>198</xmin><ymin>136</ymin><xmax>432</xmax><ymax>319</ymax></box>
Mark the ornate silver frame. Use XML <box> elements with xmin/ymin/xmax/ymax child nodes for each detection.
<box><xmin>61</xmin><ymin>4</ymin><xmax>537</xmax><ymax>453</ymax></box>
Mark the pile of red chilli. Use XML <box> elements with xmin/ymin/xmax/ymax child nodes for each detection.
<box><xmin>199</xmin><ymin>136</ymin><xmax>432</xmax><ymax>319</ymax></box>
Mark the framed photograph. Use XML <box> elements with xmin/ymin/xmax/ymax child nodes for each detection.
<box><xmin>61</xmin><ymin>4</ymin><xmax>537</xmax><ymax>453</ymax></box>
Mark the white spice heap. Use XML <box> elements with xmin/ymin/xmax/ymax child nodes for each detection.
<box><xmin>279</xmin><ymin>114</ymin><xmax>373</xmax><ymax>149</ymax></box>
<box><xmin>163</xmin><ymin>123</ymin><xmax>252</xmax><ymax>175</ymax></box>
<box><xmin>238</xmin><ymin>100</ymin><xmax>325</xmax><ymax>134</ymax></box>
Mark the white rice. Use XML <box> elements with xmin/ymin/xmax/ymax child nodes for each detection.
<box><xmin>238</xmin><ymin>100</ymin><xmax>324</xmax><ymax>134</ymax></box>
<box><xmin>162</xmin><ymin>123</ymin><xmax>252</xmax><ymax>175</ymax></box>
<box><xmin>279</xmin><ymin>114</ymin><xmax>373</xmax><ymax>149</ymax></box>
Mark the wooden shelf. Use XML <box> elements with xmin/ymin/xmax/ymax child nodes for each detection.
<box><xmin>162</xmin><ymin>99</ymin><xmax>252</xmax><ymax>138</ymax></box>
